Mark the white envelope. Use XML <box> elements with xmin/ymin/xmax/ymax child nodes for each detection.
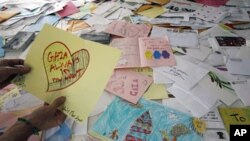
<box><xmin>226</xmin><ymin>57</ymin><xmax>250</xmax><ymax>75</ymax></box>
<box><xmin>231</xmin><ymin>80</ymin><xmax>250</xmax><ymax>106</ymax></box>
<box><xmin>154</xmin><ymin>56</ymin><xmax>209</xmax><ymax>90</ymax></box>
<box><xmin>168</xmin><ymin>85</ymin><xmax>211</xmax><ymax>117</ymax></box>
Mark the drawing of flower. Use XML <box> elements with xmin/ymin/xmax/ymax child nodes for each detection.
<box><xmin>170</xmin><ymin>123</ymin><xmax>190</xmax><ymax>141</ymax></box>
<box><xmin>191</xmin><ymin>118</ymin><xmax>206</xmax><ymax>136</ymax></box>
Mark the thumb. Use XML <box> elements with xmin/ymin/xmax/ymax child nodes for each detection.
<box><xmin>50</xmin><ymin>96</ymin><xmax>66</xmax><ymax>110</ymax></box>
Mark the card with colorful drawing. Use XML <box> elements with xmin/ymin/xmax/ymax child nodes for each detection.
<box><xmin>90</xmin><ymin>97</ymin><xmax>206</xmax><ymax>141</ymax></box>
<box><xmin>110</xmin><ymin>37</ymin><xmax>176</xmax><ymax>68</ymax></box>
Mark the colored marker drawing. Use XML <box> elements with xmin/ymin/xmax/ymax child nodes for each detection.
<box><xmin>43</xmin><ymin>41</ymin><xmax>90</xmax><ymax>91</ymax></box>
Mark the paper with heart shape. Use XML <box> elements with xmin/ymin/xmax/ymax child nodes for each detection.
<box><xmin>43</xmin><ymin>41</ymin><xmax>89</xmax><ymax>91</ymax></box>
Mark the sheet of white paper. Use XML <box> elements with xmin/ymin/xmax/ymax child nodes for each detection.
<box><xmin>168</xmin><ymin>85</ymin><xmax>211</xmax><ymax>117</ymax></box>
<box><xmin>150</xmin><ymin>26</ymin><xmax>199</xmax><ymax>48</ymax></box>
<box><xmin>89</xmin><ymin>91</ymin><xmax>114</xmax><ymax>117</ymax></box>
<box><xmin>189</xmin><ymin>84</ymin><xmax>218</xmax><ymax>109</ymax></box>
<box><xmin>225</xmin><ymin>7</ymin><xmax>250</xmax><ymax>22</ymax></box>
<box><xmin>93</xmin><ymin>2</ymin><xmax>118</xmax><ymax>16</ymax></box>
<box><xmin>161</xmin><ymin>12</ymin><xmax>191</xmax><ymax>21</ymax></box>
<box><xmin>226</xmin><ymin>0</ymin><xmax>250</xmax><ymax>7</ymax></box>
<box><xmin>201</xmin><ymin>108</ymin><xmax>225</xmax><ymax>129</ymax></box>
<box><xmin>165</xmin><ymin>0</ymin><xmax>203</xmax><ymax>12</ymax></box>
<box><xmin>141</xmin><ymin>17</ymin><xmax>182</xmax><ymax>24</ymax></box>
<box><xmin>85</xmin><ymin>15</ymin><xmax>111</xmax><ymax>26</ymax></box>
<box><xmin>72</xmin><ymin>0</ymin><xmax>85</xmax><ymax>7</ymax></box>
<box><xmin>154</xmin><ymin>56</ymin><xmax>209</xmax><ymax>90</ymax></box>
<box><xmin>199</xmin><ymin>75</ymin><xmax>238</xmax><ymax>106</ymax></box>
<box><xmin>3</xmin><ymin>93</ymin><xmax>43</xmax><ymax>112</ymax></box>
<box><xmin>231</xmin><ymin>80</ymin><xmax>250</xmax><ymax>106</ymax></box>
<box><xmin>153</xmin><ymin>69</ymin><xmax>174</xmax><ymax>84</ymax></box>
<box><xmin>17</xmin><ymin>3</ymin><xmax>41</xmax><ymax>11</ymax></box>
<box><xmin>162</xmin><ymin>98</ymin><xmax>191</xmax><ymax>115</ymax></box>
<box><xmin>226</xmin><ymin>57</ymin><xmax>250</xmax><ymax>75</ymax></box>
<box><xmin>121</xmin><ymin>2</ymin><xmax>142</xmax><ymax>10</ymax></box>
<box><xmin>72</xmin><ymin>121</ymin><xmax>88</xmax><ymax>136</ymax></box>
<box><xmin>201</xmin><ymin>109</ymin><xmax>223</xmax><ymax>122</ymax></box>
<box><xmin>199</xmin><ymin>25</ymin><xmax>237</xmax><ymax>48</ymax></box>
<box><xmin>188</xmin><ymin>47</ymin><xmax>212</xmax><ymax>61</ymax></box>
<box><xmin>203</xmin><ymin>129</ymin><xmax>229</xmax><ymax>141</ymax></box>
<box><xmin>204</xmin><ymin>52</ymin><xmax>225</xmax><ymax>67</ymax></box>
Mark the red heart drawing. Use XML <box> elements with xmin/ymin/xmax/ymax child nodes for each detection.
<box><xmin>43</xmin><ymin>41</ymin><xmax>89</xmax><ymax>91</ymax></box>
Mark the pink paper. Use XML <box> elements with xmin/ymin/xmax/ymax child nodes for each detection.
<box><xmin>139</xmin><ymin>37</ymin><xmax>176</xmax><ymax>67</ymax></box>
<box><xmin>196</xmin><ymin>0</ymin><xmax>228</xmax><ymax>7</ymax></box>
<box><xmin>57</xmin><ymin>1</ymin><xmax>80</xmax><ymax>18</ymax></box>
<box><xmin>106</xmin><ymin>70</ymin><xmax>153</xmax><ymax>104</ymax></box>
<box><xmin>110</xmin><ymin>38</ymin><xmax>141</xmax><ymax>68</ymax></box>
<box><xmin>104</xmin><ymin>21</ymin><xmax>151</xmax><ymax>38</ymax></box>
<box><xmin>0</xmin><ymin>84</ymin><xmax>17</xmax><ymax>95</ymax></box>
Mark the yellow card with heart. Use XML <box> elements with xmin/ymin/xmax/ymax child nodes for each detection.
<box><xmin>20</xmin><ymin>24</ymin><xmax>121</xmax><ymax>122</ymax></box>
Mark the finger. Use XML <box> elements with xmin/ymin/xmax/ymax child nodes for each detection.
<box><xmin>0</xmin><ymin>59</ymin><xmax>24</xmax><ymax>66</ymax></box>
<box><xmin>50</xmin><ymin>96</ymin><xmax>66</xmax><ymax>110</ymax></box>
<box><xmin>55</xmin><ymin>112</ymin><xmax>67</xmax><ymax>125</ymax></box>
<box><xmin>0</xmin><ymin>75</ymin><xmax>15</xmax><ymax>89</ymax></box>
<box><xmin>4</xmin><ymin>66</ymin><xmax>31</xmax><ymax>75</ymax></box>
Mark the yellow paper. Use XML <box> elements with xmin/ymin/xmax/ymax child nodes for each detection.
<box><xmin>137</xmin><ymin>6</ymin><xmax>166</xmax><ymax>18</ymax></box>
<box><xmin>143</xmin><ymin>84</ymin><xmax>168</xmax><ymax>99</ymax></box>
<box><xmin>132</xmin><ymin>67</ymin><xmax>169</xmax><ymax>99</ymax></box>
<box><xmin>219</xmin><ymin>107</ymin><xmax>250</xmax><ymax>134</ymax></box>
<box><xmin>20</xmin><ymin>24</ymin><xmax>121</xmax><ymax>122</ymax></box>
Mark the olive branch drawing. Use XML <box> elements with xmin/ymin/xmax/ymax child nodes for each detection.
<box><xmin>208</xmin><ymin>71</ymin><xmax>234</xmax><ymax>91</ymax></box>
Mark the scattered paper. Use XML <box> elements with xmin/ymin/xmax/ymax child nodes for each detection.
<box><xmin>151</xmin><ymin>26</ymin><xmax>199</xmax><ymax>48</ymax></box>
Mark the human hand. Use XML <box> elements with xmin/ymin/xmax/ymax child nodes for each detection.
<box><xmin>0</xmin><ymin>59</ymin><xmax>31</xmax><ymax>88</ymax></box>
<box><xmin>26</xmin><ymin>96</ymin><xmax>67</xmax><ymax>130</ymax></box>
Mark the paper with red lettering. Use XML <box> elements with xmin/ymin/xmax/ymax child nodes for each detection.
<box><xmin>106</xmin><ymin>70</ymin><xmax>153</xmax><ymax>104</ymax></box>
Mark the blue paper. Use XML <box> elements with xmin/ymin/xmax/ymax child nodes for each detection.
<box><xmin>46</xmin><ymin>122</ymin><xmax>72</xmax><ymax>141</ymax></box>
<box><xmin>90</xmin><ymin>98</ymin><xmax>206</xmax><ymax>141</ymax></box>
